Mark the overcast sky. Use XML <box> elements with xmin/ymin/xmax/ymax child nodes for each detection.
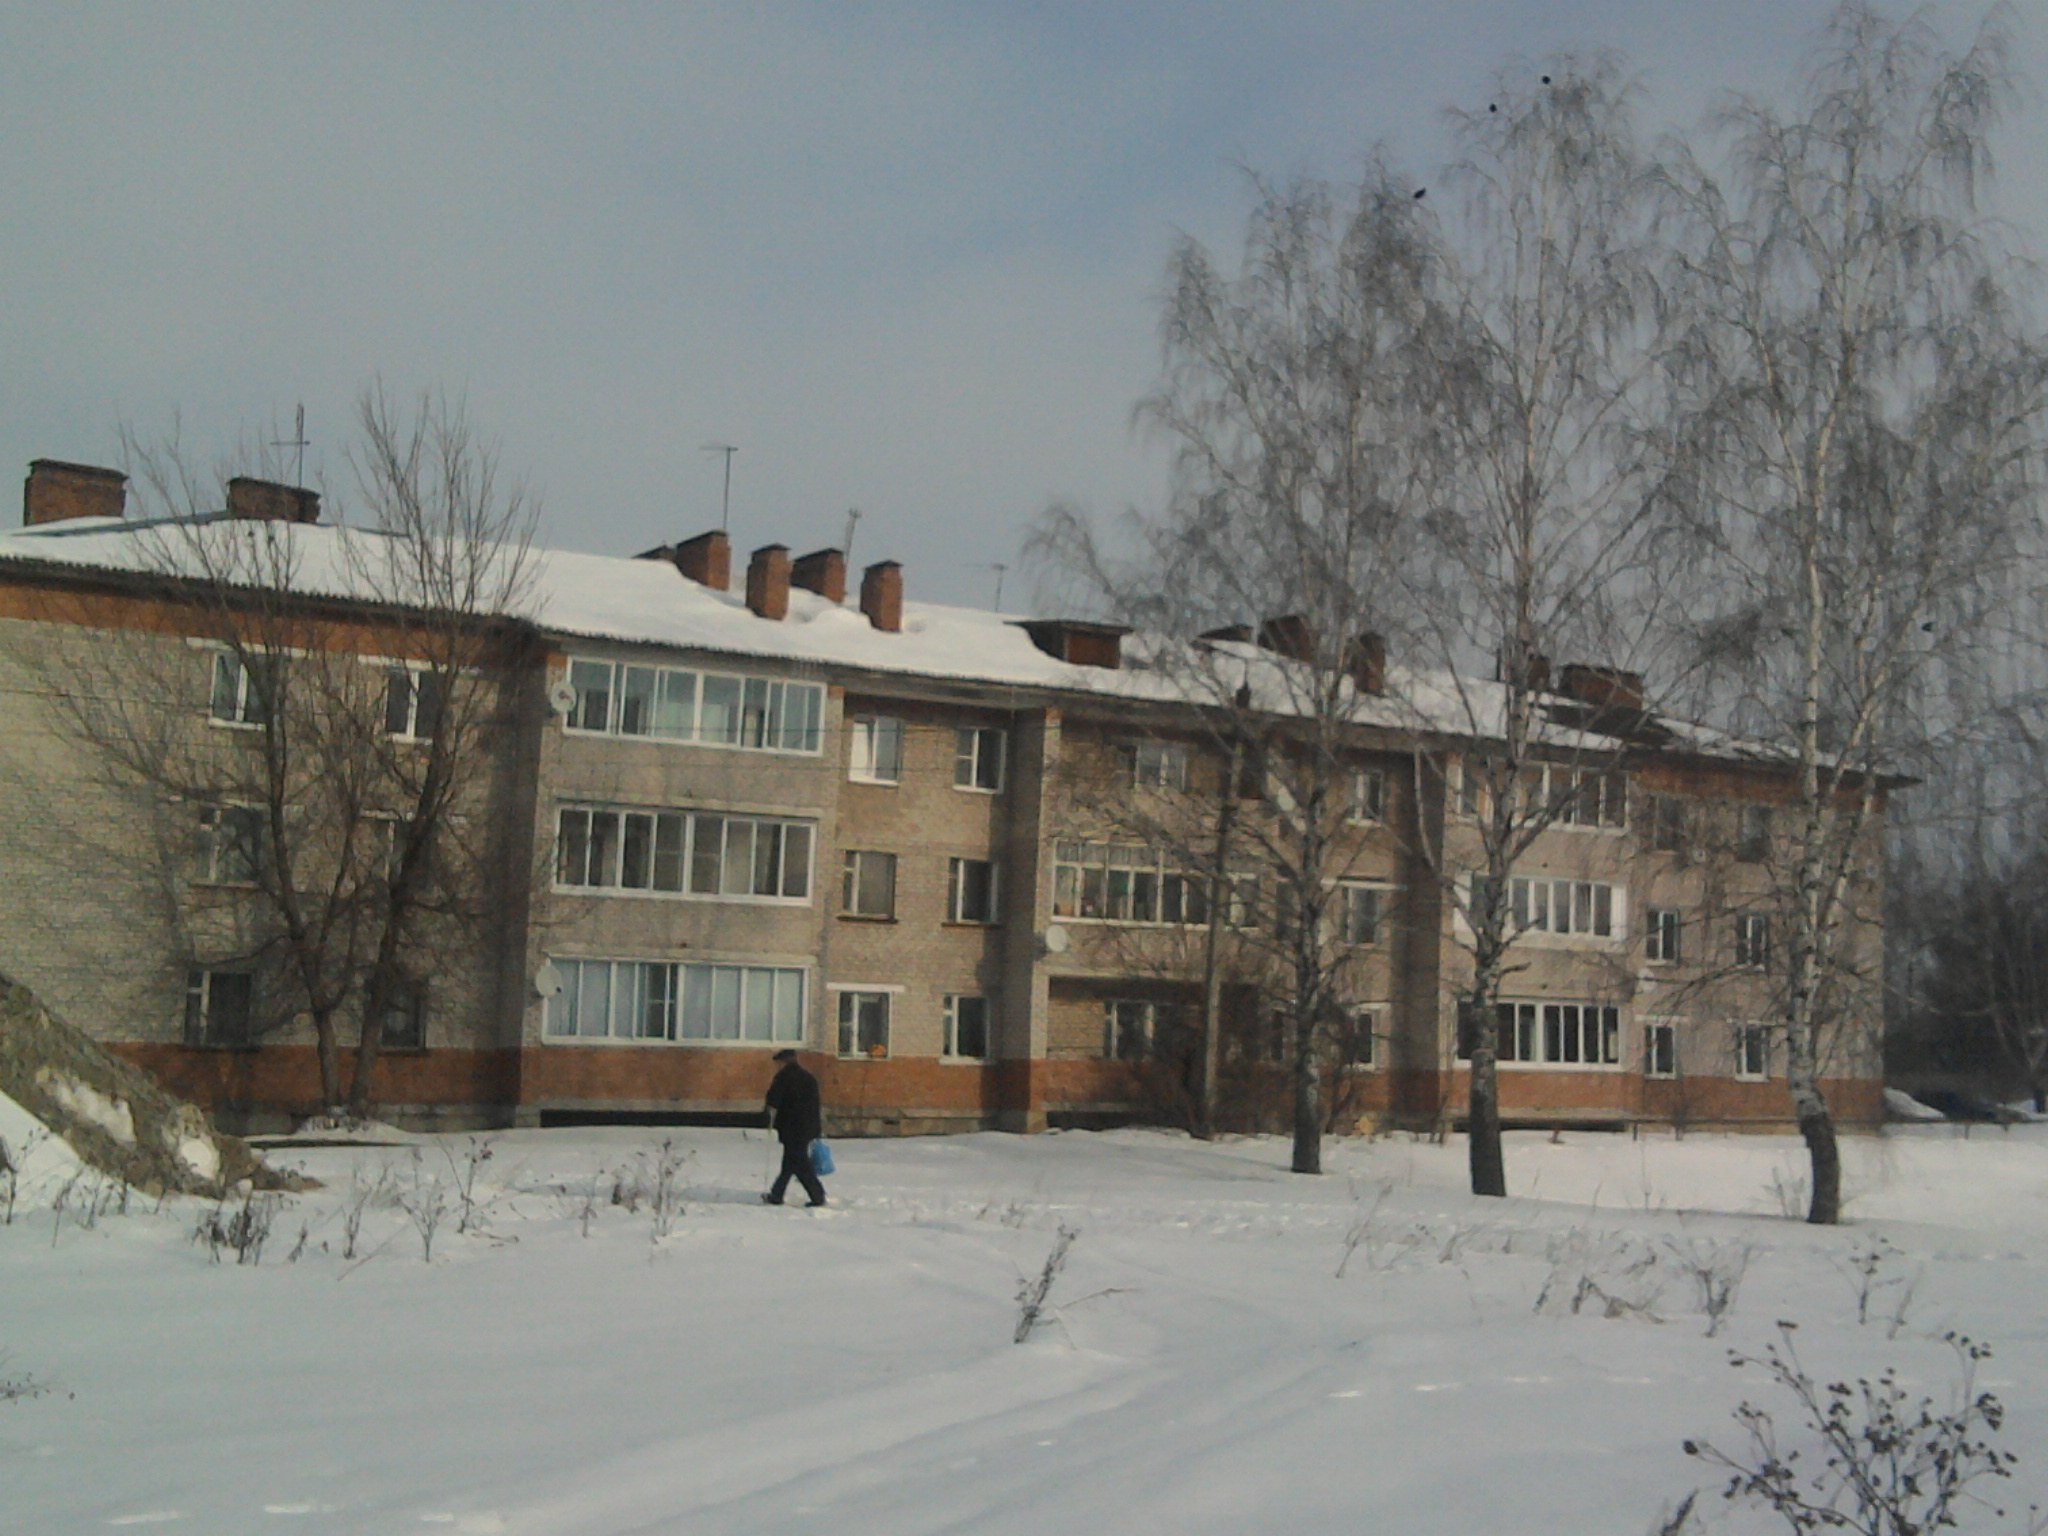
<box><xmin>4</xmin><ymin>3</ymin><xmax>2043</xmax><ymax>609</ymax></box>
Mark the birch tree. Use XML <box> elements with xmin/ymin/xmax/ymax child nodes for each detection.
<box><xmin>1661</xmin><ymin>3</ymin><xmax>2048</xmax><ymax>1221</ymax></box>
<box><xmin>1411</xmin><ymin>55</ymin><xmax>1671</xmax><ymax>1200</ymax></box>
<box><xmin>1036</xmin><ymin>164</ymin><xmax>1435</xmax><ymax>1173</ymax></box>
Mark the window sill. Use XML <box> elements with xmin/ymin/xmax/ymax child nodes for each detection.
<box><xmin>940</xmin><ymin>920</ymin><xmax>1000</xmax><ymax>931</ymax></box>
<box><xmin>847</xmin><ymin>776</ymin><xmax>900</xmax><ymax>788</ymax></box>
<box><xmin>838</xmin><ymin>913</ymin><xmax>898</xmax><ymax>924</ymax></box>
<box><xmin>951</xmin><ymin>785</ymin><xmax>1002</xmax><ymax>796</ymax></box>
<box><xmin>541</xmin><ymin>1035</ymin><xmax>806</xmax><ymax>1049</ymax></box>
<box><xmin>552</xmin><ymin>885</ymin><xmax>815</xmax><ymax>907</ymax></box>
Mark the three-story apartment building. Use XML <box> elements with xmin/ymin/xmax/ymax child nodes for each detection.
<box><xmin>0</xmin><ymin>460</ymin><xmax>1886</xmax><ymax>1134</ymax></box>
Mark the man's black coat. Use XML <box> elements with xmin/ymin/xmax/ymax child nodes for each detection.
<box><xmin>764</xmin><ymin>1059</ymin><xmax>822</xmax><ymax>1146</ymax></box>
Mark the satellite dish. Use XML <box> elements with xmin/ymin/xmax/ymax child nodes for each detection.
<box><xmin>1042</xmin><ymin>925</ymin><xmax>1070</xmax><ymax>955</ymax></box>
<box><xmin>546</xmin><ymin>680</ymin><xmax>578</xmax><ymax>718</ymax></box>
<box><xmin>532</xmin><ymin>961</ymin><xmax>564</xmax><ymax>999</ymax></box>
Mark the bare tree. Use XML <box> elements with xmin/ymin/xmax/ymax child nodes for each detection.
<box><xmin>1406</xmin><ymin>55</ymin><xmax>1673</xmax><ymax>1199</ymax></box>
<box><xmin>36</xmin><ymin>387</ymin><xmax>539</xmax><ymax>1119</ymax></box>
<box><xmin>1660</xmin><ymin>3</ymin><xmax>2048</xmax><ymax>1221</ymax></box>
<box><xmin>1036</xmin><ymin>163</ymin><xmax>1436</xmax><ymax>1174</ymax></box>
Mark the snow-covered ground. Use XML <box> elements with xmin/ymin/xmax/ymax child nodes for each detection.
<box><xmin>4</xmin><ymin>1115</ymin><xmax>2047</xmax><ymax>1535</ymax></box>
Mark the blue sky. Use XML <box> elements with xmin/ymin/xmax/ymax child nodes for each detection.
<box><xmin>4</xmin><ymin>3</ymin><xmax>2042</xmax><ymax>608</ymax></box>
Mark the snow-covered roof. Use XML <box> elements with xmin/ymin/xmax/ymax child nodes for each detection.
<box><xmin>0</xmin><ymin>511</ymin><xmax>1772</xmax><ymax>766</ymax></box>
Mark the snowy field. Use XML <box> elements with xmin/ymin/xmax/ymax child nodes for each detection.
<box><xmin>5</xmin><ymin>1114</ymin><xmax>2048</xmax><ymax>1536</ymax></box>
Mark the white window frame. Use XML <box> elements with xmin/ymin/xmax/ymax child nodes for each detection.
<box><xmin>1337</xmin><ymin>882</ymin><xmax>1386</xmax><ymax>946</ymax></box>
<box><xmin>382</xmin><ymin>664</ymin><xmax>447</xmax><ymax>742</ymax></box>
<box><xmin>543</xmin><ymin>957</ymin><xmax>807</xmax><ymax>1045</ymax></box>
<box><xmin>943</xmin><ymin>993</ymin><xmax>990</xmax><ymax>1060</ymax></box>
<box><xmin>1132</xmin><ymin>740</ymin><xmax>1190</xmax><ymax>792</ymax></box>
<box><xmin>1104</xmin><ymin>999</ymin><xmax>1156</xmax><ymax>1062</ymax></box>
<box><xmin>1537</xmin><ymin>764</ymin><xmax>1629</xmax><ymax>831</ymax></box>
<box><xmin>563</xmin><ymin>657</ymin><xmax>824</xmax><ymax>756</ymax></box>
<box><xmin>954</xmin><ymin>726</ymin><xmax>1005</xmax><ymax>793</ymax></box>
<box><xmin>1646</xmin><ymin>907</ymin><xmax>1682</xmax><ymax>965</ymax></box>
<box><xmin>837</xmin><ymin>990</ymin><xmax>891</xmax><ymax>1058</ymax></box>
<box><xmin>1503</xmin><ymin>876</ymin><xmax>1624</xmax><ymax>940</ymax></box>
<box><xmin>207</xmin><ymin>649</ymin><xmax>273</xmax><ymax>729</ymax></box>
<box><xmin>1737</xmin><ymin>804</ymin><xmax>1774</xmax><ymax>863</ymax></box>
<box><xmin>369</xmin><ymin>973</ymin><xmax>428</xmax><ymax>1050</ymax></box>
<box><xmin>1474</xmin><ymin>761</ymin><xmax>1628</xmax><ymax>830</ymax></box>
<box><xmin>184</xmin><ymin>968</ymin><xmax>255</xmax><ymax>1047</ymax></box>
<box><xmin>1340</xmin><ymin>1006</ymin><xmax>1381</xmax><ymax>1070</ymax></box>
<box><xmin>1346</xmin><ymin>766</ymin><xmax>1387</xmax><ymax>825</ymax></box>
<box><xmin>1643</xmin><ymin>1020</ymin><xmax>1678</xmax><ymax>1079</ymax></box>
<box><xmin>555</xmin><ymin>805</ymin><xmax>814</xmax><ymax>903</ymax></box>
<box><xmin>1735</xmin><ymin>912</ymin><xmax>1771</xmax><ymax>969</ymax></box>
<box><xmin>1456</xmin><ymin>757</ymin><xmax>1486</xmax><ymax>819</ymax></box>
<box><xmin>1649</xmin><ymin>794</ymin><xmax>1686</xmax><ymax>855</ymax></box>
<box><xmin>1734</xmin><ymin>1022</ymin><xmax>1772</xmax><ymax>1080</ymax></box>
<box><xmin>848</xmin><ymin>715</ymin><xmax>905</xmax><ymax>785</ymax></box>
<box><xmin>946</xmin><ymin>857</ymin><xmax>999</xmax><ymax>925</ymax></box>
<box><xmin>1490</xmin><ymin>1000</ymin><xmax>1624</xmax><ymax>1069</ymax></box>
<box><xmin>198</xmin><ymin>803</ymin><xmax>265</xmax><ymax>886</ymax></box>
<box><xmin>841</xmin><ymin>849</ymin><xmax>898</xmax><ymax>919</ymax></box>
<box><xmin>1051</xmin><ymin>840</ymin><xmax>1251</xmax><ymax>928</ymax></box>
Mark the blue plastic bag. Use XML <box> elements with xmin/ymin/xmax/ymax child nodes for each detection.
<box><xmin>810</xmin><ymin>1138</ymin><xmax>835</xmax><ymax>1177</ymax></box>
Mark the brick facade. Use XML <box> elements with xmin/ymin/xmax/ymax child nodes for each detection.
<box><xmin>0</xmin><ymin>491</ymin><xmax>1890</xmax><ymax>1137</ymax></box>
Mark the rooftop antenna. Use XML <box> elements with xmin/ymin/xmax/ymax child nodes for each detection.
<box><xmin>985</xmin><ymin>561</ymin><xmax>1008</xmax><ymax>611</ymax></box>
<box><xmin>841</xmin><ymin>507</ymin><xmax>862</xmax><ymax>564</ymax></box>
<box><xmin>272</xmin><ymin>404</ymin><xmax>310</xmax><ymax>488</ymax></box>
<box><xmin>701</xmin><ymin>443</ymin><xmax>737</xmax><ymax>531</ymax></box>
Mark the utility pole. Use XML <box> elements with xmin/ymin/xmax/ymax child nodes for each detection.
<box><xmin>701</xmin><ymin>443</ymin><xmax>738</xmax><ymax>531</ymax></box>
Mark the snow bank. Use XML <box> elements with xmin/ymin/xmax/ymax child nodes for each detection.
<box><xmin>0</xmin><ymin>1087</ymin><xmax>89</xmax><ymax>1204</ymax></box>
<box><xmin>1883</xmin><ymin>1086</ymin><xmax>1945</xmax><ymax>1122</ymax></box>
<box><xmin>37</xmin><ymin>1069</ymin><xmax>136</xmax><ymax>1145</ymax></box>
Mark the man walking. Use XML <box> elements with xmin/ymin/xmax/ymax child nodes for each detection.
<box><xmin>762</xmin><ymin>1048</ymin><xmax>827</xmax><ymax>1207</ymax></box>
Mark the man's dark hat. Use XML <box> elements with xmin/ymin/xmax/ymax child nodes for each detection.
<box><xmin>772</xmin><ymin>1048</ymin><xmax>799</xmax><ymax>1062</ymax></box>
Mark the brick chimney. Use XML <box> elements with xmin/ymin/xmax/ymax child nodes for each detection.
<box><xmin>671</xmin><ymin>529</ymin><xmax>732</xmax><ymax>591</ymax></box>
<box><xmin>1016</xmin><ymin>619</ymin><xmax>1130</xmax><ymax>669</ymax></box>
<box><xmin>226</xmin><ymin>476</ymin><xmax>320</xmax><ymax>524</ymax></box>
<box><xmin>746</xmin><ymin>544</ymin><xmax>792</xmax><ymax>621</ymax></box>
<box><xmin>791</xmin><ymin>547</ymin><xmax>847</xmax><ymax>604</ymax></box>
<box><xmin>860</xmin><ymin>560</ymin><xmax>903</xmax><ymax>633</ymax></box>
<box><xmin>1558</xmin><ymin>663</ymin><xmax>1645</xmax><ymax>712</ymax></box>
<box><xmin>1257</xmin><ymin>614</ymin><xmax>1315</xmax><ymax>665</ymax></box>
<box><xmin>23</xmin><ymin>460</ymin><xmax>126</xmax><ymax>527</ymax></box>
<box><xmin>1346</xmin><ymin>632</ymin><xmax>1387</xmax><ymax>695</ymax></box>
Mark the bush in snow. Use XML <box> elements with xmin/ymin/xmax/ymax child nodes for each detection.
<box><xmin>1684</xmin><ymin>1323</ymin><xmax>2035</xmax><ymax>1535</ymax></box>
<box><xmin>1015</xmin><ymin>1225</ymin><xmax>1077</xmax><ymax>1344</ymax></box>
